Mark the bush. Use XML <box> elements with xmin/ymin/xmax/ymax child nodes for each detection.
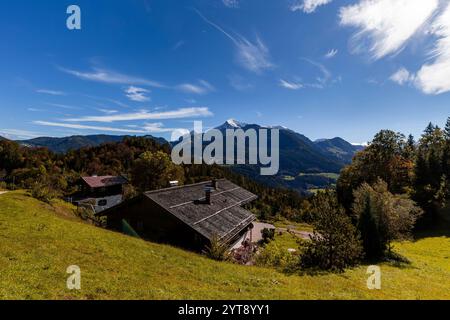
<box><xmin>352</xmin><ymin>179</ymin><xmax>423</xmax><ymax>259</ymax></box>
<box><xmin>260</xmin><ymin>228</ymin><xmax>275</xmax><ymax>245</ymax></box>
<box><xmin>0</xmin><ymin>181</ymin><xmax>6</xmax><ymax>190</ymax></box>
<box><xmin>300</xmin><ymin>191</ymin><xmax>363</xmax><ymax>272</ymax></box>
<box><xmin>255</xmin><ymin>243</ymin><xmax>298</xmax><ymax>271</ymax></box>
<box><xmin>30</xmin><ymin>182</ymin><xmax>59</xmax><ymax>203</ymax></box>
<box><xmin>203</xmin><ymin>235</ymin><xmax>230</xmax><ymax>261</ymax></box>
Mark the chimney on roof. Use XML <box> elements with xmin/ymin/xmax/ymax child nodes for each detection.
<box><xmin>212</xmin><ymin>179</ymin><xmax>218</xmax><ymax>190</ymax></box>
<box><xmin>205</xmin><ymin>186</ymin><xmax>213</xmax><ymax>205</ymax></box>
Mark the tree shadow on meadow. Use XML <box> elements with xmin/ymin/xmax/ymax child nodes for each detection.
<box><xmin>278</xmin><ymin>250</ymin><xmax>416</xmax><ymax>278</ymax></box>
<box><xmin>413</xmin><ymin>215</ymin><xmax>450</xmax><ymax>240</ymax></box>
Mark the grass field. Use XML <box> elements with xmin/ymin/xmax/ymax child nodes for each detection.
<box><xmin>298</xmin><ymin>172</ymin><xmax>340</xmax><ymax>180</ymax></box>
<box><xmin>0</xmin><ymin>191</ymin><xmax>449</xmax><ymax>300</ymax></box>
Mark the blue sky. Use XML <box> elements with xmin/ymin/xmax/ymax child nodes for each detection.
<box><xmin>1</xmin><ymin>0</ymin><xmax>450</xmax><ymax>144</ymax></box>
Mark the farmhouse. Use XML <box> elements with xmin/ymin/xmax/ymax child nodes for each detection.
<box><xmin>98</xmin><ymin>179</ymin><xmax>258</xmax><ymax>251</ymax></box>
<box><xmin>80</xmin><ymin>175</ymin><xmax>128</xmax><ymax>197</ymax></box>
<box><xmin>73</xmin><ymin>175</ymin><xmax>128</xmax><ymax>213</ymax></box>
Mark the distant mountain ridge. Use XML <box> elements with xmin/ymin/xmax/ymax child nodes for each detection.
<box><xmin>314</xmin><ymin>137</ymin><xmax>364</xmax><ymax>163</ymax></box>
<box><xmin>16</xmin><ymin>134</ymin><xmax>168</xmax><ymax>153</ymax></box>
<box><xmin>209</xmin><ymin>119</ymin><xmax>363</xmax><ymax>193</ymax></box>
<box><xmin>214</xmin><ymin>119</ymin><xmax>361</xmax><ymax>172</ymax></box>
<box><xmin>5</xmin><ymin>120</ymin><xmax>363</xmax><ymax>193</ymax></box>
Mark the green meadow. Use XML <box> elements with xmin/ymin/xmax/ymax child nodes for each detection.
<box><xmin>0</xmin><ymin>191</ymin><xmax>449</xmax><ymax>300</ymax></box>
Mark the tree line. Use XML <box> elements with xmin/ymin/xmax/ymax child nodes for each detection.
<box><xmin>2</xmin><ymin>117</ymin><xmax>448</xmax><ymax>271</ymax></box>
<box><xmin>0</xmin><ymin>136</ymin><xmax>308</xmax><ymax>221</ymax></box>
<box><xmin>300</xmin><ymin>118</ymin><xmax>450</xmax><ymax>271</ymax></box>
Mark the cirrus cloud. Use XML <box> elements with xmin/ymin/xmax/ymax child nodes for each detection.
<box><xmin>176</xmin><ymin>80</ymin><xmax>215</xmax><ymax>95</ymax></box>
<box><xmin>59</xmin><ymin>66</ymin><xmax>166</xmax><ymax>88</ymax></box>
<box><xmin>390</xmin><ymin>67</ymin><xmax>415</xmax><ymax>86</ymax></box>
<box><xmin>125</xmin><ymin>86</ymin><xmax>151</xmax><ymax>102</ymax></box>
<box><xmin>62</xmin><ymin>107</ymin><xmax>213</xmax><ymax>123</ymax></box>
<box><xmin>223</xmin><ymin>0</ymin><xmax>239</xmax><ymax>8</ymax></box>
<box><xmin>290</xmin><ymin>0</ymin><xmax>333</xmax><ymax>13</ymax></box>
<box><xmin>339</xmin><ymin>0</ymin><xmax>439</xmax><ymax>60</ymax></box>
<box><xmin>33</xmin><ymin>121</ymin><xmax>188</xmax><ymax>135</ymax></box>
<box><xmin>414</xmin><ymin>2</ymin><xmax>450</xmax><ymax>95</ymax></box>
<box><xmin>279</xmin><ymin>79</ymin><xmax>303</xmax><ymax>90</ymax></box>
<box><xmin>195</xmin><ymin>9</ymin><xmax>273</xmax><ymax>74</ymax></box>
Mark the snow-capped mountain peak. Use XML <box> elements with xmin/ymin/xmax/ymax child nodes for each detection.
<box><xmin>216</xmin><ymin>119</ymin><xmax>248</xmax><ymax>130</ymax></box>
<box><xmin>226</xmin><ymin>119</ymin><xmax>247</xmax><ymax>128</ymax></box>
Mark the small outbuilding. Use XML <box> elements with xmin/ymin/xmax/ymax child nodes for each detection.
<box><xmin>72</xmin><ymin>175</ymin><xmax>129</xmax><ymax>214</ymax></box>
<box><xmin>80</xmin><ymin>175</ymin><xmax>128</xmax><ymax>198</ymax></box>
<box><xmin>97</xmin><ymin>179</ymin><xmax>257</xmax><ymax>251</ymax></box>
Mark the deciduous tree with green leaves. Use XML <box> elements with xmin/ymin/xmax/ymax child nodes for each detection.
<box><xmin>352</xmin><ymin>180</ymin><xmax>423</xmax><ymax>259</ymax></box>
<box><xmin>131</xmin><ymin>151</ymin><xmax>185</xmax><ymax>192</ymax></box>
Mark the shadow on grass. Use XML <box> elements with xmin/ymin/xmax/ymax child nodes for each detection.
<box><xmin>278</xmin><ymin>249</ymin><xmax>415</xmax><ymax>277</ymax></box>
<box><xmin>413</xmin><ymin>210</ymin><xmax>450</xmax><ymax>240</ymax></box>
<box><xmin>414</xmin><ymin>226</ymin><xmax>450</xmax><ymax>240</ymax></box>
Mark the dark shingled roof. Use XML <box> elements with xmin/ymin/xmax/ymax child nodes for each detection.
<box><xmin>81</xmin><ymin>176</ymin><xmax>128</xmax><ymax>188</ymax></box>
<box><xmin>145</xmin><ymin>179</ymin><xmax>257</xmax><ymax>242</ymax></box>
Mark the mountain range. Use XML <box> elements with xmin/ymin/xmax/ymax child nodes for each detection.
<box><xmin>10</xmin><ymin>134</ymin><xmax>168</xmax><ymax>154</ymax></box>
<box><xmin>0</xmin><ymin>120</ymin><xmax>363</xmax><ymax>193</ymax></box>
<box><xmin>209</xmin><ymin>120</ymin><xmax>363</xmax><ymax>192</ymax></box>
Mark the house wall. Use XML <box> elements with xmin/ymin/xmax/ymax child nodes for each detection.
<box><xmin>83</xmin><ymin>184</ymin><xmax>124</xmax><ymax>198</ymax></box>
<box><xmin>104</xmin><ymin>197</ymin><xmax>209</xmax><ymax>251</ymax></box>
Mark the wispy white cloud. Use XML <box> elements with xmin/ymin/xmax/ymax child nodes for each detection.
<box><xmin>339</xmin><ymin>0</ymin><xmax>439</xmax><ymax>60</ymax></box>
<box><xmin>27</xmin><ymin>108</ymin><xmax>45</xmax><ymax>112</ymax></box>
<box><xmin>176</xmin><ymin>80</ymin><xmax>215</xmax><ymax>95</ymax></box>
<box><xmin>414</xmin><ymin>2</ymin><xmax>450</xmax><ymax>95</ymax></box>
<box><xmin>125</xmin><ymin>86</ymin><xmax>151</xmax><ymax>102</ymax></box>
<box><xmin>33</xmin><ymin>121</ymin><xmax>150</xmax><ymax>134</ymax></box>
<box><xmin>279</xmin><ymin>79</ymin><xmax>304</xmax><ymax>90</ymax></box>
<box><xmin>36</xmin><ymin>89</ymin><xmax>66</xmax><ymax>96</ymax></box>
<box><xmin>324</xmin><ymin>49</ymin><xmax>338</xmax><ymax>59</ymax></box>
<box><xmin>46</xmin><ymin>103</ymin><xmax>81</xmax><ymax>110</ymax></box>
<box><xmin>235</xmin><ymin>36</ymin><xmax>273</xmax><ymax>73</ymax></box>
<box><xmin>82</xmin><ymin>95</ymin><xmax>131</xmax><ymax>109</ymax></box>
<box><xmin>62</xmin><ymin>107</ymin><xmax>213</xmax><ymax>123</ymax></box>
<box><xmin>281</xmin><ymin>58</ymin><xmax>337</xmax><ymax>90</ymax></box>
<box><xmin>33</xmin><ymin>121</ymin><xmax>188</xmax><ymax>135</ymax></box>
<box><xmin>172</xmin><ymin>40</ymin><xmax>186</xmax><ymax>51</ymax></box>
<box><xmin>228</xmin><ymin>74</ymin><xmax>254</xmax><ymax>91</ymax></box>
<box><xmin>223</xmin><ymin>0</ymin><xmax>239</xmax><ymax>8</ymax></box>
<box><xmin>290</xmin><ymin>0</ymin><xmax>333</xmax><ymax>13</ymax></box>
<box><xmin>302</xmin><ymin>58</ymin><xmax>333</xmax><ymax>88</ymax></box>
<box><xmin>59</xmin><ymin>66</ymin><xmax>166</xmax><ymax>88</ymax></box>
<box><xmin>0</xmin><ymin>129</ymin><xmax>41</xmax><ymax>139</ymax></box>
<box><xmin>142</xmin><ymin>122</ymin><xmax>189</xmax><ymax>134</ymax></box>
<box><xmin>195</xmin><ymin>9</ymin><xmax>273</xmax><ymax>74</ymax></box>
<box><xmin>390</xmin><ymin>67</ymin><xmax>414</xmax><ymax>85</ymax></box>
<box><xmin>96</xmin><ymin>108</ymin><xmax>119</xmax><ymax>114</ymax></box>
<box><xmin>185</xmin><ymin>98</ymin><xmax>197</xmax><ymax>104</ymax></box>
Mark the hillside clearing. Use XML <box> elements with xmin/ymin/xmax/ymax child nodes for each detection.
<box><xmin>0</xmin><ymin>191</ymin><xmax>449</xmax><ymax>300</ymax></box>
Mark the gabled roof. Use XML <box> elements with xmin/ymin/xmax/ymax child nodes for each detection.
<box><xmin>81</xmin><ymin>175</ymin><xmax>128</xmax><ymax>188</ymax></box>
<box><xmin>144</xmin><ymin>179</ymin><xmax>257</xmax><ymax>243</ymax></box>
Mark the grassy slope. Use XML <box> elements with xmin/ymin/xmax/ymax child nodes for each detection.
<box><xmin>0</xmin><ymin>191</ymin><xmax>449</xmax><ymax>300</ymax></box>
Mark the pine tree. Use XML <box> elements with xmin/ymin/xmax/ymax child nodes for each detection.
<box><xmin>352</xmin><ymin>180</ymin><xmax>422</xmax><ymax>259</ymax></box>
<box><xmin>357</xmin><ymin>194</ymin><xmax>383</xmax><ymax>260</ymax></box>
<box><xmin>444</xmin><ymin>117</ymin><xmax>450</xmax><ymax>140</ymax></box>
<box><xmin>442</xmin><ymin>117</ymin><xmax>450</xmax><ymax>186</ymax></box>
<box><xmin>300</xmin><ymin>191</ymin><xmax>363</xmax><ymax>272</ymax></box>
<box><xmin>403</xmin><ymin>134</ymin><xmax>416</xmax><ymax>160</ymax></box>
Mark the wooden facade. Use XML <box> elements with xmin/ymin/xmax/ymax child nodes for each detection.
<box><xmin>80</xmin><ymin>175</ymin><xmax>128</xmax><ymax>198</ymax></box>
<box><xmin>98</xmin><ymin>179</ymin><xmax>257</xmax><ymax>251</ymax></box>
